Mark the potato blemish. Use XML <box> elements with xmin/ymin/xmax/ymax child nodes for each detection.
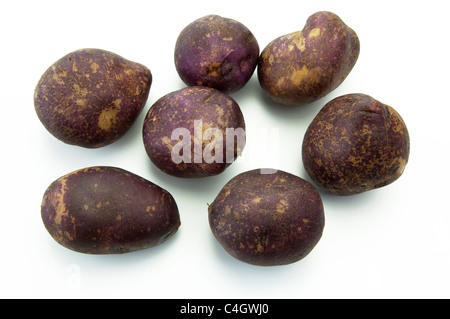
<box><xmin>98</xmin><ymin>102</ymin><xmax>120</xmax><ymax>131</ymax></box>
<box><xmin>90</xmin><ymin>62</ymin><xmax>100</xmax><ymax>73</ymax></box>
<box><xmin>308</xmin><ymin>27</ymin><xmax>322</xmax><ymax>38</ymax></box>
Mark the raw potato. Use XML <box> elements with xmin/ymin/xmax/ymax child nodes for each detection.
<box><xmin>143</xmin><ymin>86</ymin><xmax>246</xmax><ymax>178</ymax></box>
<box><xmin>302</xmin><ymin>94</ymin><xmax>410</xmax><ymax>195</ymax></box>
<box><xmin>208</xmin><ymin>169</ymin><xmax>325</xmax><ymax>266</ymax></box>
<box><xmin>34</xmin><ymin>48</ymin><xmax>152</xmax><ymax>148</ymax></box>
<box><xmin>258</xmin><ymin>11</ymin><xmax>360</xmax><ymax>106</ymax></box>
<box><xmin>175</xmin><ymin>15</ymin><xmax>260</xmax><ymax>93</ymax></box>
<box><xmin>41</xmin><ymin>166</ymin><xmax>180</xmax><ymax>254</ymax></box>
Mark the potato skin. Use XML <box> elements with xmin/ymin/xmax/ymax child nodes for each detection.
<box><xmin>41</xmin><ymin>166</ymin><xmax>180</xmax><ymax>254</ymax></box>
<box><xmin>208</xmin><ymin>169</ymin><xmax>325</xmax><ymax>266</ymax></box>
<box><xmin>142</xmin><ymin>86</ymin><xmax>246</xmax><ymax>178</ymax></box>
<box><xmin>258</xmin><ymin>11</ymin><xmax>360</xmax><ymax>106</ymax></box>
<box><xmin>34</xmin><ymin>49</ymin><xmax>152</xmax><ymax>148</ymax></box>
<box><xmin>302</xmin><ymin>94</ymin><xmax>410</xmax><ymax>195</ymax></box>
<box><xmin>175</xmin><ymin>15</ymin><xmax>259</xmax><ymax>93</ymax></box>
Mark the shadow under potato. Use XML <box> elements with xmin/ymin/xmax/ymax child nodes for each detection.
<box><xmin>299</xmin><ymin>164</ymin><xmax>383</xmax><ymax>214</ymax></box>
<box><xmin>147</xmin><ymin>159</ymin><xmax>235</xmax><ymax>200</ymax></box>
<box><xmin>232</xmin><ymin>75</ymin><xmax>327</xmax><ymax>123</ymax></box>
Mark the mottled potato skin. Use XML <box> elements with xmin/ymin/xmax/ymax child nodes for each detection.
<box><xmin>175</xmin><ymin>15</ymin><xmax>260</xmax><ymax>93</ymax></box>
<box><xmin>34</xmin><ymin>49</ymin><xmax>152</xmax><ymax>148</ymax></box>
<box><xmin>41</xmin><ymin>166</ymin><xmax>180</xmax><ymax>254</ymax></box>
<box><xmin>302</xmin><ymin>94</ymin><xmax>410</xmax><ymax>195</ymax></box>
<box><xmin>258</xmin><ymin>11</ymin><xmax>360</xmax><ymax>106</ymax></box>
<box><xmin>208</xmin><ymin>169</ymin><xmax>325</xmax><ymax>266</ymax></box>
<box><xmin>143</xmin><ymin>86</ymin><xmax>245</xmax><ymax>178</ymax></box>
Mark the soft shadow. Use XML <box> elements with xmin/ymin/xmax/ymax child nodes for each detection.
<box><xmin>207</xmin><ymin>233</ymin><xmax>322</xmax><ymax>299</ymax></box>
<box><xmin>104</xmin><ymin>112</ymin><xmax>146</xmax><ymax>152</ymax></box>
<box><xmin>254</xmin><ymin>75</ymin><xmax>327</xmax><ymax>120</ymax></box>
<box><xmin>208</xmin><ymin>230</ymin><xmax>314</xmax><ymax>282</ymax></box>
<box><xmin>260</xmin><ymin>90</ymin><xmax>325</xmax><ymax>122</ymax></box>
<box><xmin>299</xmin><ymin>162</ymin><xmax>382</xmax><ymax>214</ymax></box>
<box><xmin>319</xmin><ymin>187</ymin><xmax>383</xmax><ymax>216</ymax></box>
<box><xmin>229</xmin><ymin>74</ymin><xmax>262</xmax><ymax>104</ymax></box>
<box><xmin>146</xmin><ymin>160</ymin><xmax>236</xmax><ymax>200</ymax></box>
<box><xmin>47</xmin><ymin>226</ymin><xmax>182</xmax><ymax>270</ymax></box>
<box><xmin>230</xmin><ymin>74</ymin><xmax>331</xmax><ymax>136</ymax></box>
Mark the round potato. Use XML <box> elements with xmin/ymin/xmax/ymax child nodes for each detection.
<box><xmin>41</xmin><ymin>166</ymin><xmax>180</xmax><ymax>254</ymax></box>
<box><xmin>302</xmin><ymin>93</ymin><xmax>410</xmax><ymax>195</ymax></box>
<box><xmin>142</xmin><ymin>86</ymin><xmax>246</xmax><ymax>178</ymax></box>
<box><xmin>175</xmin><ymin>15</ymin><xmax>259</xmax><ymax>93</ymax></box>
<box><xmin>208</xmin><ymin>169</ymin><xmax>325</xmax><ymax>266</ymax></box>
<box><xmin>258</xmin><ymin>11</ymin><xmax>360</xmax><ymax>106</ymax></box>
<box><xmin>34</xmin><ymin>48</ymin><xmax>152</xmax><ymax>148</ymax></box>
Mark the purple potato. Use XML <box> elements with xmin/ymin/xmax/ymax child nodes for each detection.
<box><xmin>41</xmin><ymin>166</ymin><xmax>180</xmax><ymax>254</ymax></box>
<box><xmin>258</xmin><ymin>11</ymin><xmax>360</xmax><ymax>106</ymax></box>
<box><xmin>143</xmin><ymin>86</ymin><xmax>246</xmax><ymax>178</ymax></box>
<box><xmin>208</xmin><ymin>169</ymin><xmax>325</xmax><ymax>266</ymax></box>
<box><xmin>34</xmin><ymin>49</ymin><xmax>152</xmax><ymax>148</ymax></box>
<box><xmin>302</xmin><ymin>94</ymin><xmax>410</xmax><ymax>195</ymax></box>
<box><xmin>175</xmin><ymin>15</ymin><xmax>260</xmax><ymax>93</ymax></box>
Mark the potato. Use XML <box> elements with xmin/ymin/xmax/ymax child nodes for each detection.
<box><xmin>258</xmin><ymin>11</ymin><xmax>360</xmax><ymax>106</ymax></box>
<box><xmin>40</xmin><ymin>166</ymin><xmax>180</xmax><ymax>254</ymax></box>
<box><xmin>302</xmin><ymin>94</ymin><xmax>410</xmax><ymax>195</ymax></box>
<box><xmin>175</xmin><ymin>15</ymin><xmax>259</xmax><ymax>93</ymax></box>
<box><xmin>142</xmin><ymin>86</ymin><xmax>246</xmax><ymax>178</ymax></box>
<box><xmin>34</xmin><ymin>48</ymin><xmax>152</xmax><ymax>148</ymax></box>
<box><xmin>208</xmin><ymin>169</ymin><xmax>325</xmax><ymax>266</ymax></box>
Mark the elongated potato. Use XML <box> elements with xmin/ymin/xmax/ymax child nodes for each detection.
<box><xmin>41</xmin><ymin>166</ymin><xmax>180</xmax><ymax>254</ymax></box>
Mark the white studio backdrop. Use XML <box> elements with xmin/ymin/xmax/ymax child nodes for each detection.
<box><xmin>1</xmin><ymin>0</ymin><xmax>449</xmax><ymax>298</ymax></box>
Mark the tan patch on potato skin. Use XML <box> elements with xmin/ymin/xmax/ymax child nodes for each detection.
<box><xmin>40</xmin><ymin>166</ymin><xmax>181</xmax><ymax>254</ymax></box>
<box><xmin>97</xmin><ymin>100</ymin><xmax>121</xmax><ymax>131</ymax></box>
<box><xmin>34</xmin><ymin>49</ymin><xmax>152</xmax><ymax>148</ymax></box>
<box><xmin>142</xmin><ymin>86</ymin><xmax>245</xmax><ymax>178</ymax></box>
<box><xmin>308</xmin><ymin>27</ymin><xmax>322</xmax><ymax>38</ymax></box>
<box><xmin>206</xmin><ymin>62</ymin><xmax>223</xmax><ymax>78</ymax></box>
<box><xmin>302</xmin><ymin>94</ymin><xmax>410</xmax><ymax>195</ymax></box>
<box><xmin>208</xmin><ymin>169</ymin><xmax>325</xmax><ymax>266</ymax></box>
<box><xmin>258</xmin><ymin>11</ymin><xmax>360</xmax><ymax>106</ymax></box>
<box><xmin>41</xmin><ymin>176</ymin><xmax>77</xmax><ymax>246</ymax></box>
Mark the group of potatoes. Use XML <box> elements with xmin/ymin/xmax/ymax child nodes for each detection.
<box><xmin>35</xmin><ymin>11</ymin><xmax>410</xmax><ymax>266</ymax></box>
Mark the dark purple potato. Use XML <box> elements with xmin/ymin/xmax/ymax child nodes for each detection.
<box><xmin>34</xmin><ymin>49</ymin><xmax>152</xmax><ymax>148</ymax></box>
<box><xmin>302</xmin><ymin>94</ymin><xmax>410</xmax><ymax>195</ymax></box>
<box><xmin>143</xmin><ymin>86</ymin><xmax>246</xmax><ymax>178</ymax></box>
<box><xmin>208</xmin><ymin>169</ymin><xmax>325</xmax><ymax>266</ymax></box>
<box><xmin>175</xmin><ymin>15</ymin><xmax>259</xmax><ymax>94</ymax></box>
<box><xmin>258</xmin><ymin>11</ymin><xmax>360</xmax><ymax>106</ymax></box>
<box><xmin>41</xmin><ymin>166</ymin><xmax>180</xmax><ymax>254</ymax></box>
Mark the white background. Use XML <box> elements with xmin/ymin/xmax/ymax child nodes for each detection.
<box><xmin>1</xmin><ymin>0</ymin><xmax>449</xmax><ymax>299</ymax></box>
